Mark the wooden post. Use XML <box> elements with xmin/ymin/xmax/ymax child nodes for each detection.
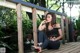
<box><xmin>32</xmin><ymin>8</ymin><xmax>37</xmax><ymax>46</ymax></box>
<box><xmin>65</xmin><ymin>17</ymin><xmax>69</xmax><ymax>42</ymax></box>
<box><xmin>16</xmin><ymin>3</ymin><xmax>24</xmax><ymax>53</ymax></box>
<box><xmin>61</xmin><ymin>16</ymin><xmax>65</xmax><ymax>44</ymax></box>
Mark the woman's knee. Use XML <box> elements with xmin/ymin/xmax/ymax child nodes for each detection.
<box><xmin>38</xmin><ymin>31</ymin><xmax>45</xmax><ymax>34</ymax></box>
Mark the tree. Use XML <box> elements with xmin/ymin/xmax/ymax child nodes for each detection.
<box><xmin>76</xmin><ymin>15</ymin><xmax>80</xmax><ymax>35</ymax></box>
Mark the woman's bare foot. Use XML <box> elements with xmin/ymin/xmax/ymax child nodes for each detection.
<box><xmin>33</xmin><ymin>46</ymin><xmax>42</xmax><ymax>53</ymax></box>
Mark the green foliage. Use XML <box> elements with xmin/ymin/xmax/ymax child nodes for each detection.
<box><xmin>76</xmin><ymin>16</ymin><xmax>80</xmax><ymax>35</ymax></box>
<box><xmin>0</xmin><ymin>6</ymin><xmax>17</xmax><ymax>35</ymax></box>
<box><xmin>23</xmin><ymin>19</ymin><xmax>33</xmax><ymax>35</ymax></box>
<box><xmin>0</xmin><ymin>6</ymin><xmax>17</xmax><ymax>52</ymax></box>
<box><xmin>0</xmin><ymin>6</ymin><xmax>41</xmax><ymax>52</ymax></box>
<box><xmin>56</xmin><ymin>18</ymin><xmax>61</xmax><ymax>23</ymax></box>
<box><xmin>22</xmin><ymin>17</ymin><xmax>41</xmax><ymax>36</ymax></box>
<box><xmin>37</xmin><ymin>19</ymin><xmax>41</xmax><ymax>27</ymax></box>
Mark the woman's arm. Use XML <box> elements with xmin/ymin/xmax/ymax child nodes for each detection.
<box><xmin>55</xmin><ymin>28</ymin><xmax>62</xmax><ymax>41</ymax></box>
<box><xmin>55</xmin><ymin>23</ymin><xmax>63</xmax><ymax>41</ymax></box>
<box><xmin>49</xmin><ymin>23</ymin><xmax>63</xmax><ymax>41</ymax></box>
<box><xmin>38</xmin><ymin>20</ymin><xmax>46</xmax><ymax>31</ymax></box>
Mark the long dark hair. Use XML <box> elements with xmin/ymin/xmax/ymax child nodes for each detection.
<box><xmin>45</xmin><ymin>13</ymin><xmax>56</xmax><ymax>26</ymax></box>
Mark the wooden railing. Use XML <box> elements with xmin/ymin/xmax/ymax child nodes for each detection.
<box><xmin>0</xmin><ymin>0</ymin><xmax>69</xmax><ymax>53</ymax></box>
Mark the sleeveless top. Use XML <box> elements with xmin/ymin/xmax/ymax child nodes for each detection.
<box><xmin>46</xmin><ymin>28</ymin><xmax>60</xmax><ymax>38</ymax></box>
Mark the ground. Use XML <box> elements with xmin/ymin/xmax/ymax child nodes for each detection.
<box><xmin>25</xmin><ymin>42</ymin><xmax>80</xmax><ymax>53</ymax></box>
<box><xmin>42</xmin><ymin>42</ymin><xmax>80</xmax><ymax>53</ymax></box>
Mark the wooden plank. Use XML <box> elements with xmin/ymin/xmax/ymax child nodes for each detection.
<box><xmin>0</xmin><ymin>0</ymin><xmax>67</xmax><ymax>16</ymax></box>
<box><xmin>65</xmin><ymin>17</ymin><xmax>69</xmax><ymax>42</ymax></box>
<box><xmin>42</xmin><ymin>42</ymin><xmax>80</xmax><ymax>53</ymax></box>
<box><xmin>0</xmin><ymin>0</ymin><xmax>44</xmax><ymax>15</ymax></box>
<box><xmin>61</xmin><ymin>16</ymin><xmax>65</xmax><ymax>44</ymax></box>
<box><xmin>55</xmin><ymin>42</ymin><xmax>80</xmax><ymax>53</ymax></box>
<box><xmin>8</xmin><ymin>0</ymin><xmax>66</xmax><ymax>16</ymax></box>
<box><xmin>16</xmin><ymin>3</ymin><xmax>24</xmax><ymax>53</ymax></box>
<box><xmin>32</xmin><ymin>8</ymin><xmax>37</xmax><ymax>46</ymax></box>
<box><xmin>42</xmin><ymin>43</ymin><xmax>76</xmax><ymax>53</ymax></box>
<box><xmin>62</xmin><ymin>45</ymin><xmax>80</xmax><ymax>53</ymax></box>
<box><xmin>70</xmin><ymin>47</ymin><xmax>80</xmax><ymax>53</ymax></box>
<box><xmin>59</xmin><ymin>42</ymin><xmax>80</xmax><ymax>53</ymax></box>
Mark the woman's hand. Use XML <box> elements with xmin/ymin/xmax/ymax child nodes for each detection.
<box><xmin>41</xmin><ymin>20</ymin><xmax>48</xmax><ymax>25</ymax></box>
<box><xmin>50</xmin><ymin>37</ymin><xmax>57</xmax><ymax>41</ymax></box>
<box><xmin>38</xmin><ymin>20</ymin><xmax>47</xmax><ymax>31</ymax></box>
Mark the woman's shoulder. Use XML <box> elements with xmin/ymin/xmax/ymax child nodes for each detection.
<box><xmin>54</xmin><ymin>23</ymin><xmax>61</xmax><ymax>28</ymax></box>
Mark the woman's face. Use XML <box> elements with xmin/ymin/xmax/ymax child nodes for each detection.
<box><xmin>46</xmin><ymin>14</ymin><xmax>52</xmax><ymax>22</ymax></box>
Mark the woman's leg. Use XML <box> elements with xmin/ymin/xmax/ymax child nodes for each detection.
<box><xmin>47</xmin><ymin>40</ymin><xmax>60</xmax><ymax>49</ymax></box>
<box><xmin>38</xmin><ymin>31</ymin><xmax>44</xmax><ymax>43</ymax></box>
<box><xmin>38</xmin><ymin>31</ymin><xmax>49</xmax><ymax>49</ymax></box>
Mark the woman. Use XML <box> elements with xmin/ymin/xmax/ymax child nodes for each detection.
<box><xmin>34</xmin><ymin>13</ymin><xmax>62</xmax><ymax>53</ymax></box>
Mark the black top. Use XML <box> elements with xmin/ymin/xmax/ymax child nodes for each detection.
<box><xmin>46</xmin><ymin>28</ymin><xmax>60</xmax><ymax>38</ymax></box>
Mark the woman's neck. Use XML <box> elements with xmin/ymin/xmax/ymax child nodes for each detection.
<box><xmin>48</xmin><ymin>23</ymin><xmax>56</xmax><ymax>28</ymax></box>
<box><xmin>49</xmin><ymin>22</ymin><xmax>51</xmax><ymax>26</ymax></box>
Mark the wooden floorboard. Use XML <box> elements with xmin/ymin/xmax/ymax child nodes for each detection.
<box><xmin>42</xmin><ymin>42</ymin><xmax>80</xmax><ymax>53</ymax></box>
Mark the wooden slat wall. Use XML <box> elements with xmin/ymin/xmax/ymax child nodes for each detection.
<box><xmin>16</xmin><ymin>3</ymin><xmax>24</xmax><ymax>53</ymax></box>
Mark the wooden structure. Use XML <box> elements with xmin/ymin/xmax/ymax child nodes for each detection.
<box><xmin>0</xmin><ymin>0</ymin><xmax>69</xmax><ymax>53</ymax></box>
<box><xmin>42</xmin><ymin>42</ymin><xmax>80</xmax><ymax>53</ymax></box>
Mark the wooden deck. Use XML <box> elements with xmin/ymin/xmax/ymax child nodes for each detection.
<box><xmin>41</xmin><ymin>42</ymin><xmax>80</xmax><ymax>53</ymax></box>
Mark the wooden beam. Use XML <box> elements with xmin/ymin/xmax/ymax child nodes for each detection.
<box><xmin>65</xmin><ymin>17</ymin><xmax>69</xmax><ymax>42</ymax></box>
<box><xmin>32</xmin><ymin>8</ymin><xmax>37</xmax><ymax>46</ymax></box>
<box><xmin>0</xmin><ymin>0</ymin><xmax>67</xmax><ymax>16</ymax></box>
<box><xmin>16</xmin><ymin>3</ymin><xmax>24</xmax><ymax>53</ymax></box>
<box><xmin>10</xmin><ymin>0</ymin><xmax>66</xmax><ymax>16</ymax></box>
<box><xmin>0</xmin><ymin>0</ymin><xmax>44</xmax><ymax>15</ymax></box>
<box><xmin>61</xmin><ymin>16</ymin><xmax>65</xmax><ymax>44</ymax></box>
